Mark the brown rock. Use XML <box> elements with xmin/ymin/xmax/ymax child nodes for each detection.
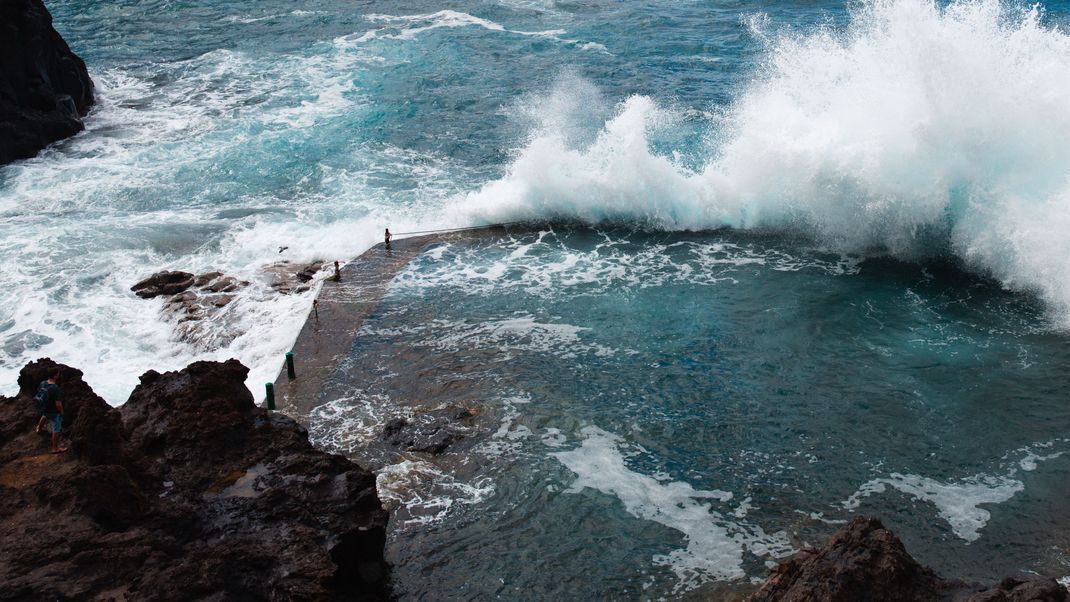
<box><xmin>132</xmin><ymin>270</ymin><xmax>251</xmax><ymax>351</ymax></box>
<box><xmin>748</xmin><ymin>517</ymin><xmax>1067</xmax><ymax>602</ymax></box>
<box><xmin>0</xmin><ymin>358</ymin><xmax>390</xmax><ymax>600</ymax></box>
<box><xmin>192</xmin><ymin>271</ymin><xmax>223</xmax><ymax>287</ymax></box>
<box><xmin>265</xmin><ymin>260</ymin><xmax>325</xmax><ymax>294</ymax></box>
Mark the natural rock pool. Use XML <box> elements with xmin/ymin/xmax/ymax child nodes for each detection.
<box><xmin>306</xmin><ymin>227</ymin><xmax>1070</xmax><ymax>599</ymax></box>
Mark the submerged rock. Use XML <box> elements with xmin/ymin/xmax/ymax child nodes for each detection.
<box><xmin>381</xmin><ymin>406</ymin><xmax>479</xmax><ymax>455</ymax></box>
<box><xmin>0</xmin><ymin>0</ymin><xmax>95</xmax><ymax>164</ymax></box>
<box><xmin>748</xmin><ymin>516</ymin><xmax>1066</xmax><ymax>602</ymax></box>
<box><xmin>0</xmin><ymin>358</ymin><xmax>389</xmax><ymax>600</ymax></box>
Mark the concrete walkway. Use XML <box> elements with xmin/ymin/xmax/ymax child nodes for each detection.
<box><xmin>271</xmin><ymin>225</ymin><xmax>516</xmax><ymax>415</ymax></box>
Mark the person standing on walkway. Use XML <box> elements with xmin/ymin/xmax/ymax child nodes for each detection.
<box><xmin>32</xmin><ymin>369</ymin><xmax>67</xmax><ymax>454</ymax></box>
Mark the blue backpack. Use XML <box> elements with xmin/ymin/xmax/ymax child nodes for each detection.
<box><xmin>32</xmin><ymin>382</ymin><xmax>57</xmax><ymax>415</ymax></box>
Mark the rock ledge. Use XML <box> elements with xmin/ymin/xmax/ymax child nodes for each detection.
<box><xmin>0</xmin><ymin>358</ymin><xmax>389</xmax><ymax>600</ymax></box>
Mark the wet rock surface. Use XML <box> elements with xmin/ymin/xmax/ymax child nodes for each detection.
<box><xmin>265</xmin><ymin>260</ymin><xmax>327</xmax><ymax>294</ymax></box>
<box><xmin>0</xmin><ymin>358</ymin><xmax>389</xmax><ymax>600</ymax></box>
<box><xmin>0</xmin><ymin>0</ymin><xmax>94</xmax><ymax>164</ymax></box>
<box><xmin>748</xmin><ymin>516</ymin><xmax>1067</xmax><ymax>602</ymax></box>
<box><xmin>131</xmin><ymin>270</ymin><xmax>251</xmax><ymax>350</ymax></box>
<box><xmin>381</xmin><ymin>406</ymin><xmax>479</xmax><ymax>455</ymax></box>
<box><xmin>131</xmin><ymin>271</ymin><xmax>196</xmax><ymax>299</ymax></box>
<box><xmin>130</xmin><ymin>263</ymin><xmax>328</xmax><ymax>352</ymax></box>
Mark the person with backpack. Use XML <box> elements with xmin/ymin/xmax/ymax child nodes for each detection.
<box><xmin>32</xmin><ymin>369</ymin><xmax>67</xmax><ymax>454</ymax></box>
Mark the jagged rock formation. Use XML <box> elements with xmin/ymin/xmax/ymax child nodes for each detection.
<box><xmin>0</xmin><ymin>358</ymin><xmax>389</xmax><ymax>600</ymax></box>
<box><xmin>0</xmin><ymin>0</ymin><xmax>94</xmax><ymax>164</ymax></box>
<box><xmin>748</xmin><ymin>516</ymin><xmax>1066</xmax><ymax>602</ymax></box>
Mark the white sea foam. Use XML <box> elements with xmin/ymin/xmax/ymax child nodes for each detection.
<box><xmin>348</xmin><ymin>9</ymin><xmax>608</xmax><ymax>53</ymax></box>
<box><xmin>459</xmin><ymin>0</ymin><xmax>1070</xmax><ymax>324</ymax></box>
<box><xmin>552</xmin><ymin>426</ymin><xmax>793</xmax><ymax>592</ymax></box>
<box><xmin>0</xmin><ymin>40</ymin><xmax>451</xmax><ymax>403</ymax></box>
<box><xmin>310</xmin><ymin>391</ymin><xmax>504</xmax><ymax>526</ymax></box>
<box><xmin>476</xmin><ymin>394</ymin><xmax>533</xmax><ymax>457</ymax></box>
<box><xmin>390</xmin><ymin>231</ymin><xmax>858</xmax><ymax>299</ymax></box>
<box><xmin>355</xmin><ymin>10</ymin><xmax>565</xmax><ymax>43</ymax></box>
<box><xmin>843</xmin><ymin>473</ymin><xmax>1023</xmax><ymax>542</ymax></box>
<box><xmin>1009</xmin><ymin>440</ymin><xmax>1069</xmax><ymax>471</ymax></box>
<box><xmin>362</xmin><ymin>312</ymin><xmax>626</xmax><ymax>359</ymax></box>
<box><xmin>222</xmin><ymin>9</ymin><xmax>325</xmax><ymax>24</ymax></box>
<box><xmin>307</xmin><ymin>392</ymin><xmax>411</xmax><ymax>456</ymax></box>
<box><xmin>843</xmin><ymin>440</ymin><xmax>1070</xmax><ymax>541</ymax></box>
<box><xmin>376</xmin><ymin>459</ymin><xmax>495</xmax><ymax>526</ymax></box>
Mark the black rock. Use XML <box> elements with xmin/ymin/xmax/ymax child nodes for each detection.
<box><xmin>130</xmin><ymin>271</ymin><xmax>195</xmax><ymax>298</ymax></box>
<box><xmin>381</xmin><ymin>406</ymin><xmax>476</xmax><ymax>455</ymax></box>
<box><xmin>0</xmin><ymin>0</ymin><xmax>94</xmax><ymax>164</ymax></box>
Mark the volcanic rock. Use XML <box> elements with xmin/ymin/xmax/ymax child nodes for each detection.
<box><xmin>130</xmin><ymin>270</ymin><xmax>251</xmax><ymax>351</ymax></box>
<box><xmin>130</xmin><ymin>270</ymin><xmax>196</xmax><ymax>299</ymax></box>
<box><xmin>0</xmin><ymin>358</ymin><xmax>389</xmax><ymax>600</ymax></box>
<box><xmin>0</xmin><ymin>0</ymin><xmax>95</xmax><ymax>164</ymax></box>
<box><xmin>381</xmin><ymin>406</ymin><xmax>478</xmax><ymax>455</ymax></box>
<box><xmin>748</xmin><ymin>516</ymin><xmax>1067</xmax><ymax>602</ymax></box>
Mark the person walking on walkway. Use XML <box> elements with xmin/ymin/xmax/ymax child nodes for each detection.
<box><xmin>32</xmin><ymin>369</ymin><xmax>67</xmax><ymax>454</ymax></box>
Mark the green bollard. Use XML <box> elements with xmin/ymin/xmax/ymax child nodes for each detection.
<box><xmin>265</xmin><ymin>383</ymin><xmax>276</xmax><ymax>410</ymax></box>
<box><xmin>285</xmin><ymin>351</ymin><xmax>296</xmax><ymax>380</ymax></box>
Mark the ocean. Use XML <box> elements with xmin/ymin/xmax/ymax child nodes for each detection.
<box><xmin>4</xmin><ymin>0</ymin><xmax>1070</xmax><ymax>597</ymax></box>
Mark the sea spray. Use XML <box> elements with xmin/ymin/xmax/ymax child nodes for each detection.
<box><xmin>461</xmin><ymin>0</ymin><xmax>1070</xmax><ymax>323</ymax></box>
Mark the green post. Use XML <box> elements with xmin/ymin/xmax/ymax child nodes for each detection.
<box><xmin>265</xmin><ymin>383</ymin><xmax>275</xmax><ymax>410</ymax></box>
<box><xmin>285</xmin><ymin>351</ymin><xmax>296</xmax><ymax>380</ymax></box>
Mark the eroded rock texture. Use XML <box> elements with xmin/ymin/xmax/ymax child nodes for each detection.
<box><xmin>0</xmin><ymin>358</ymin><xmax>389</xmax><ymax>600</ymax></box>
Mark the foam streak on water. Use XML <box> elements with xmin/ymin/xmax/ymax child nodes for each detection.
<box><xmin>552</xmin><ymin>426</ymin><xmax>793</xmax><ymax>593</ymax></box>
<box><xmin>843</xmin><ymin>439</ymin><xmax>1070</xmax><ymax>542</ymax></box>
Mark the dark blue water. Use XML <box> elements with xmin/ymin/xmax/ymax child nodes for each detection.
<box><xmin>5</xmin><ymin>0</ymin><xmax>1070</xmax><ymax>597</ymax></box>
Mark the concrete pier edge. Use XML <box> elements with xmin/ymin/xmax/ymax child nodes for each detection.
<box><xmin>271</xmin><ymin>224</ymin><xmax>519</xmax><ymax>415</ymax></box>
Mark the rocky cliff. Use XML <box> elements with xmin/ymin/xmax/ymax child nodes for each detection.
<box><xmin>0</xmin><ymin>359</ymin><xmax>389</xmax><ymax>600</ymax></box>
<box><xmin>0</xmin><ymin>0</ymin><xmax>94</xmax><ymax>165</ymax></box>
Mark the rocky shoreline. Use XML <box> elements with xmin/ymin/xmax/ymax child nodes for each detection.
<box><xmin>1</xmin><ymin>356</ymin><xmax>1068</xmax><ymax>600</ymax></box>
<box><xmin>0</xmin><ymin>359</ymin><xmax>388</xmax><ymax>600</ymax></box>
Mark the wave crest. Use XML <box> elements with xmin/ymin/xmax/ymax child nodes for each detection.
<box><xmin>461</xmin><ymin>0</ymin><xmax>1070</xmax><ymax>321</ymax></box>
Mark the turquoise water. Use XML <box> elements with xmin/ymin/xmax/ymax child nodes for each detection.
<box><xmin>312</xmin><ymin>229</ymin><xmax>1070</xmax><ymax>597</ymax></box>
<box><xmin>4</xmin><ymin>0</ymin><xmax>1070</xmax><ymax>596</ymax></box>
